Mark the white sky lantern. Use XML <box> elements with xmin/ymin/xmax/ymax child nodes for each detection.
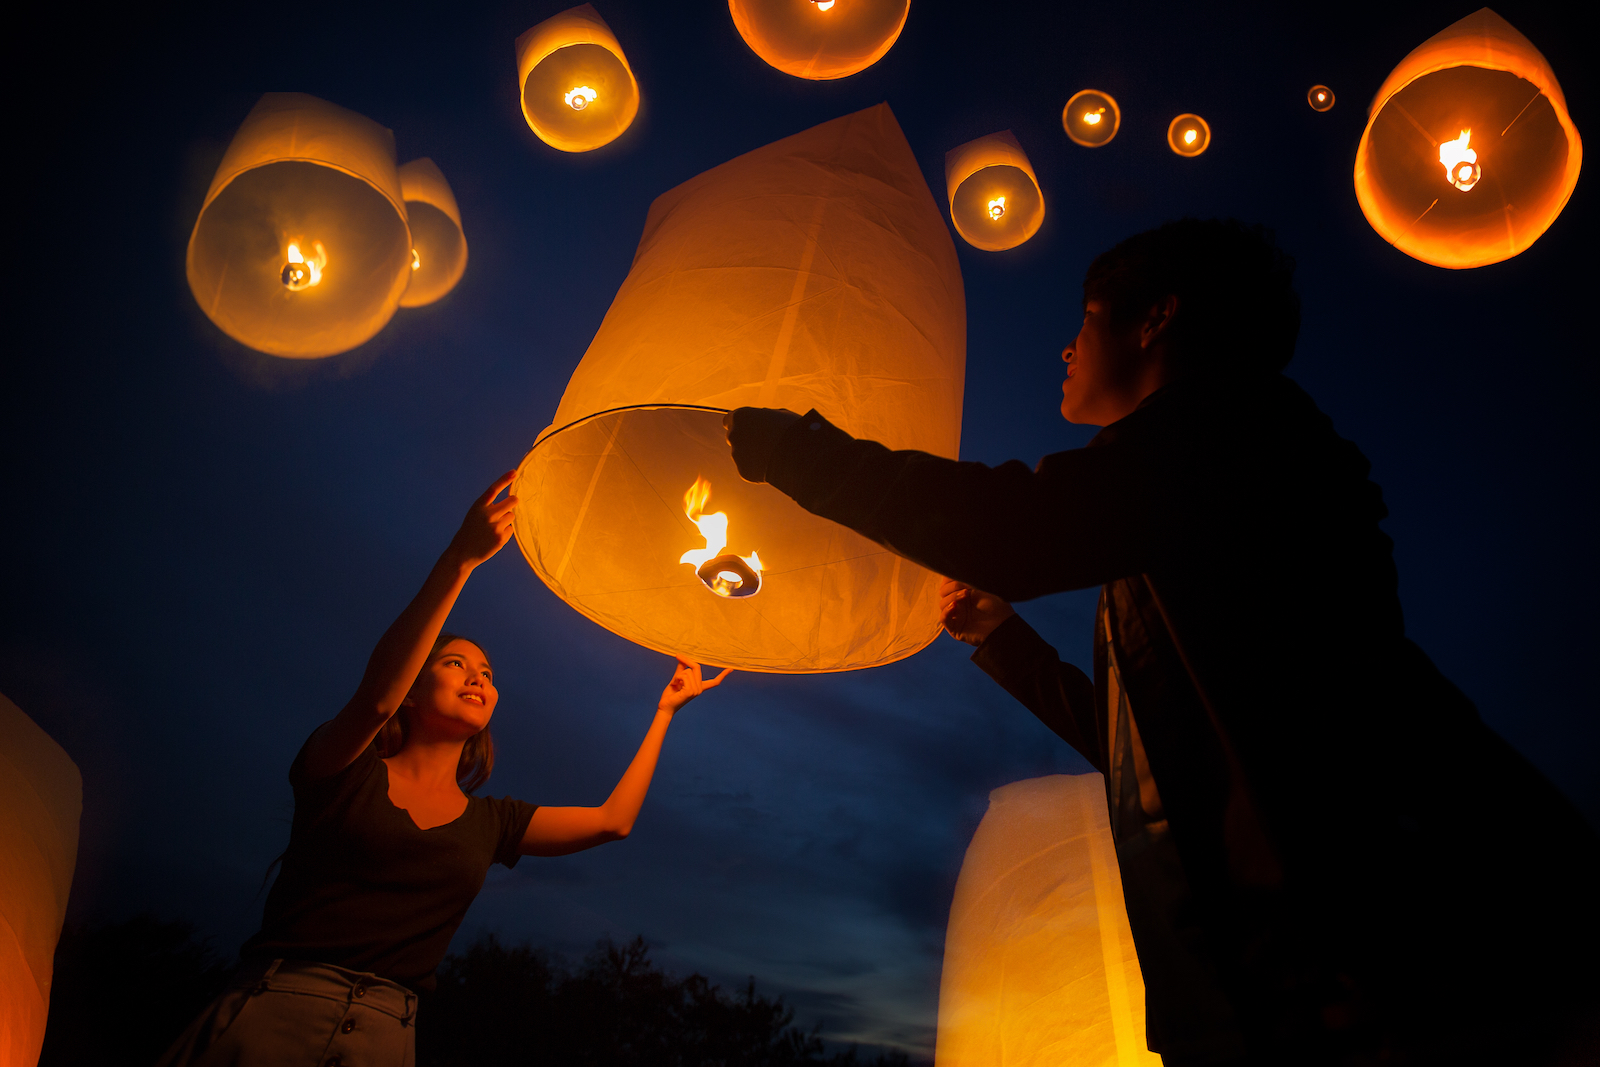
<box><xmin>512</xmin><ymin>104</ymin><xmax>965</xmax><ymax>673</ymax></box>
<box><xmin>730</xmin><ymin>0</ymin><xmax>911</xmax><ymax>80</ymax></box>
<box><xmin>516</xmin><ymin>4</ymin><xmax>640</xmax><ymax>153</ymax></box>
<box><xmin>398</xmin><ymin>158</ymin><xmax>468</xmax><ymax>308</ymax></box>
<box><xmin>945</xmin><ymin>131</ymin><xmax>1045</xmax><ymax>251</ymax></box>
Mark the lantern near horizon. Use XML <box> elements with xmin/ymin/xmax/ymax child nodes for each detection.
<box><xmin>1063</xmin><ymin>89</ymin><xmax>1121</xmax><ymax>147</ymax></box>
<box><xmin>1354</xmin><ymin>7</ymin><xmax>1582</xmax><ymax>269</ymax></box>
<box><xmin>512</xmin><ymin>104</ymin><xmax>965</xmax><ymax>673</ymax></box>
<box><xmin>1166</xmin><ymin>113</ymin><xmax>1211</xmax><ymax>157</ymax></box>
<box><xmin>945</xmin><ymin>131</ymin><xmax>1045</xmax><ymax>251</ymax></box>
<box><xmin>729</xmin><ymin>0</ymin><xmax>911</xmax><ymax>80</ymax></box>
<box><xmin>516</xmin><ymin>4</ymin><xmax>640</xmax><ymax>153</ymax></box>
<box><xmin>187</xmin><ymin>93</ymin><xmax>413</xmax><ymax>359</ymax></box>
<box><xmin>398</xmin><ymin>159</ymin><xmax>468</xmax><ymax>308</ymax></box>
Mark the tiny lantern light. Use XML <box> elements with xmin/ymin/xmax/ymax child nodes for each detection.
<box><xmin>1063</xmin><ymin>89</ymin><xmax>1121</xmax><ymax>147</ymax></box>
<box><xmin>1166</xmin><ymin>113</ymin><xmax>1211</xmax><ymax>157</ymax></box>
<box><xmin>397</xmin><ymin>159</ymin><xmax>468</xmax><ymax>308</ymax></box>
<box><xmin>729</xmin><ymin>0</ymin><xmax>911</xmax><ymax>80</ymax></box>
<box><xmin>1354</xmin><ymin>7</ymin><xmax>1582</xmax><ymax>269</ymax></box>
<box><xmin>186</xmin><ymin>93</ymin><xmax>413</xmax><ymax>359</ymax></box>
<box><xmin>1308</xmin><ymin>84</ymin><xmax>1335</xmax><ymax>112</ymax></box>
<box><xmin>945</xmin><ymin>131</ymin><xmax>1045</xmax><ymax>252</ymax></box>
<box><xmin>516</xmin><ymin>4</ymin><xmax>640</xmax><ymax>152</ymax></box>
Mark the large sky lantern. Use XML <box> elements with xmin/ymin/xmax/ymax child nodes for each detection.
<box><xmin>936</xmin><ymin>775</ymin><xmax>1162</xmax><ymax>1067</ymax></box>
<box><xmin>512</xmin><ymin>103</ymin><xmax>965</xmax><ymax>673</ymax></box>
<box><xmin>1063</xmin><ymin>89</ymin><xmax>1122</xmax><ymax>147</ymax></box>
<box><xmin>1166</xmin><ymin>112</ymin><xmax>1212</xmax><ymax>157</ymax></box>
<box><xmin>729</xmin><ymin>0</ymin><xmax>911</xmax><ymax>80</ymax></box>
<box><xmin>516</xmin><ymin>4</ymin><xmax>640</xmax><ymax>152</ymax></box>
<box><xmin>186</xmin><ymin>93</ymin><xmax>413</xmax><ymax>359</ymax></box>
<box><xmin>1</xmin><ymin>693</ymin><xmax>82</xmax><ymax>1067</ymax></box>
<box><xmin>397</xmin><ymin>158</ymin><xmax>468</xmax><ymax>308</ymax></box>
<box><xmin>1354</xmin><ymin>7</ymin><xmax>1583</xmax><ymax>270</ymax></box>
<box><xmin>944</xmin><ymin>131</ymin><xmax>1045</xmax><ymax>251</ymax></box>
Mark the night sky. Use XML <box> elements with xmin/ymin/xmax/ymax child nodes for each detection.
<box><xmin>5</xmin><ymin>1</ymin><xmax>1594</xmax><ymax>1058</ymax></box>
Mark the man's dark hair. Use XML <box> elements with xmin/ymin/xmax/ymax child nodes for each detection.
<box><xmin>1083</xmin><ymin>218</ymin><xmax>1300</xmax><ymax>373</ymax></box>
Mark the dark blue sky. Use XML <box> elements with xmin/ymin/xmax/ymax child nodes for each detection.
<box><xmin>5</xmin><ymin>0</ymin><xmax>1594</xmax><ymax>1057</ymax></box>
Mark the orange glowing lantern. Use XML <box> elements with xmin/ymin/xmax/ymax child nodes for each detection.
<box><xmin>1354</xmin><ymin>7</ymin><xmax>1582</xmax><ymax>269</ymax></box>
<box><xmin>1063</xmin><ymin>89</ymin><xmax>1122</xmax><ymax>147</ymax></box>
<box><xmin>1308</xmin><ymin>85</ymin><xmax>1335</xmax><ymax>112</ymax></box>
<box><xmin>512</xmin><ymin>104</ymin><xmax>965</xmax><ymax>672</ymax></box>
<box><xmin>187</xmin><ymin>93</ymin><xmax>413</xmax><ymax>359</ymax></box>
<box><xmin>945</xmin><ymin>131</ymin><xmax>1045</xmax><ymax>251</ymax></box>
<box><xmin>937</xmin><ymin>774</ymin><xmax>1161</xmax><ymax>1067</ymax></box>
<box><xmin>516</xmin><ymin>4</ymin><xmax>640</xmax><ymax>152</ymax></box>
<box><xmin>397</xmin><ymin>159</ymin><xmax>468</xmax><ymax>308</ymax></box>
<box><xmin>1</xmin><ymin>692</ymin><xmax>82</xmax><ymax>1067</ymax></box>
<box><xmin>729</xmin><ymin>0</ymin><xmax>910</xmax><ymax>80</ymax></box>
<box><xmin>1166</xmin><ymin>113</ymin><xmax>1211</xmax><ymax>157</ymax></box>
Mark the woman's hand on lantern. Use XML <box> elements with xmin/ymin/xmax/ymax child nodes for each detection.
<box><xmin>659</xmin><ymin>656</ymin><xmax>733</xmax><ymax>714</ymax></box>
<box><xmin>724</xmin><ymin>407</ymin><xmax>803</xmax><ymax>483</ymax></box>
<box><xmin>939</xmin><ymin>578</ymin><xmax>1016</xmax><ymax>647</ymax></box>
<box><xmin>446</xmin><ymin>472</ymin><xmax>519</xmax><ymax>570</ymax></box>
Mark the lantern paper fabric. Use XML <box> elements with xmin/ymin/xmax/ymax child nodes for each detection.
<box><xmin>1354</xmin><ymin>7</ymin><xmax>1582</xmax><ymax>269</ymax></box>
<box><xmin>945</xmin><ymin>131</ymin><xmax>1045</xmax><ymax>252</ymax></box>
<box><xmin>398</xmin><ymin>159</ymin><xmax>468</xmax><ymax>308</ymax></box>
<box><xmin>1166</xmin><ymin>114</ymin><xmax>1211</xmax><ymax>157</ymax></box>
<box><xmin>1063</xmin><ymin>90</ymin><xmax>1121</xmax><ymax>147</ymax></box>
<box><xmin>516</xmin><ymin>4</ymin><xmax>639</xmax><ymax>153</ymax></box>
<box><xmin>512</xmin><ymin>104</ymin><xmax>965</xmax><ymax>673</ymax></box>
<box><xmin>729</xmin><ymin>0</ymin><xmax>910</xmax><ymax>80</ymax></box>
<box><xmin>937</xmin><ymin>774</ymin><xmax>1161</xmax><ymax>1067</ymax></box>
<box><xmin>1</xmin><ymin>693</ymin><xmax>82</xmax><ymax>1067</ymax></box>
<box><xmin>187</xmin><ymin>93</ymin><xmax>413</xmax><ymax>359</ymax></box>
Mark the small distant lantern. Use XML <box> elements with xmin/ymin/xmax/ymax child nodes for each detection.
<box><xmin>729</xmin><ymin>0</ymin><xmax>911</xmax><ymax>80</ymax></box>
<box><xmin>516</xmin><ymin>3</ymin><xmax>640</xmax><ymax>152</ymax></box>
<box><xmin>397</xmin><ymin>159</ymin><xmax>468</xmax><ymax>308</ymax></box>
<box><xmin>1354</xmin><ymin>7</ymin><xmax>1583</xmax><ymax>269</ymax></box>
<box><xmin>945</xmin><ymin>131</ymin><xmax>1045</xmax><ymax>252</ymax></box>
<box><xmin>1307</xmin><ymin>84</ymin><xmax>1335</xmax><ymax>112</ymax></box>
<box><xmin>186</xmin><ymin>93</ymin><xmax>413</xmax><ymax>359</ymax></box>
<box><xmin>1166</xmin><ymin>113</ymin><xmax>1211</xmax><ymax>157</ymax></box>
<box><xmin>1063</xmin><ymin>89</ymin><xmax>1121</xmax><ymax>147</ymax></box>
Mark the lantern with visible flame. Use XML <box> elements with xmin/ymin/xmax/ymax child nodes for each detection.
<box><xmin>1166</xmin><ymin>113</ymin><xmax>1211</xmax><ymax>157</ymax></box>
<box><xmin>398</xmin><ymin>159</ymin><xmax>468</xmax><ymax>308</ymax></box>
<box><xmin>512</xmin><ymin>104</ymin><xmax>964</xmax><ymax>672</ymax></box>
<box><xmin>945</xmin><ymin>131</ymin><xmax>1045</xmax><ymax>252</ymax></box>
<box><xmin>1308</xmin><ymin>85</ymin><xmax>1335</xmax><ymax>112</ymax></box>
<box><xmin>1063</xmin><ymin>89</ymin><xmax>1121</xmax><ymax>147</ymax></box>
<box><xmin>187</xmin><ymin>93</ymin><xmax>413</xmax><ymax>359</ymax></box>
<box><xmin>729</xmin><ymin>0</ymin><xmax>910</xmax><ymax>80</ymax></box>
<box><xmin>1355</xmin><ymin>8</ymin><xmax>1582</xmax><ymax>269</ymax></box>
<box><xmin>517</xmin><ymin>4</ymin><xmax>639</xmax><ymax>152</ymax></box>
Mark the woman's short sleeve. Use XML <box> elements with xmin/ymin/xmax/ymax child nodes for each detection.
<box><xmin>484</xmin><ymin>797</ymin><xmax>539</xmax><ymax>868</ymax></box>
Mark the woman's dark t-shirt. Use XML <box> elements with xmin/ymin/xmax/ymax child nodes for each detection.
<box><xmin>241</xmin><ymin>734</ymin><xmax>537</xmax><ymax>990</ymax></box>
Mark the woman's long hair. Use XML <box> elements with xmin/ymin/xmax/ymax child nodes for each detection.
<box><xmin>377</xmin><ymin>632</ymin><xmax>497</xmax><ymax>794</ymax></box>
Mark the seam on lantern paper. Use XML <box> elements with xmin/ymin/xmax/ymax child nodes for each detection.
<box><xmin>553</xmin><ymin>414</ymin><xmax>626</xmax><ymax>584</ymax></box>
<box><xmin>756</xmin><ymin>199</ymin><xmax>828</xmax><ymax>409</ymax></box>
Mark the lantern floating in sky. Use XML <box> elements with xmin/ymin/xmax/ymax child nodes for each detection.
<box><xmin>1354</xmin><ymin>7</ymin><xmax>1582</xmax><ymax>269</ymax></box>
<box><xmin>187</xmin><ymin>93</ymin><xmax>413</xmax><ymax>359</ymax></box>
<box><xmin>516</xmin><ymin>4</ymin><xmax>640</xmax><ymax>152</ymax></box>
<box><xmin>1308</xmin><ymin>84</ymin><xmax>1335</xmax><ymax>112</ymax></box>
<box><xmin>937</xmin><ymin>774</ymin><xmax>1161</xmax><ymax>1067</ymax></box>
<box><xmin>512</xmin><ymin>104</ymin><xmax>965</xmax><ymax>672</ymax></box>
<box><xmin>1166</xmin><ymin>113</ymin><xmax>1211</xmax><ymax>157</ymax></box>
<box><xmin>729</xmin><ymin>0</ymin><xmax>911</xmax><ymax>80</ymax></box>
<box><xmin>397</xmin><ymin>159</ymin><xmax>468</xmax><ymax>308</ymax></box>
<box><xmin>1063</xmin><ymin>89</ymin><xmax>1122</xmax><ymax>147</ymax></box>
<box><xmin>945</xmin><ymin>131</ymin><xmax>1045</xmax><ymax>251</ymax></box>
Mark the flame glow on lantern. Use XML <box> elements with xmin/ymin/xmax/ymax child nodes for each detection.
<box><xmin>1439</xmin><ymin>129</ymin><xmax>1480</xmax><ymax>191</ymax></box>
<box><xmin>680</xmin><ymin>476</ymin><xmax>763</xmax><ymax>597</ymax></box>
<box><xmin>1083</xmin><ymin>108</ymin><xmax>1104</xmax><ymax>126</ymax></box>
<box><xmin>410</xmin><ymin>248</ymin><xmax>421</xmax><ymax>271</ymax></box>
<box><xmin>987</xmin><ymin>196</ymin><xmax>1006</xmax><ymax>220</ymax></box>
<box><xmin>281</xmin><ymin>240</ymin><xmax>326</xmax><ymax>290</ymax></box>
<box><xmin>812</xmin><ymin>0</ymin><xmax>837</xmax><ymax>10</ymax></box>
<box><xmin>565</xmin><ymin>86</ymin><xmax>598</xmax><ymax>110</ymax></box>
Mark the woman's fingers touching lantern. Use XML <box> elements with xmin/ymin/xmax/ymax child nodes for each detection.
<box><xmin>659</xmin><ymin>657</ymin><xmax>733</xmax><ymax>713</ymax></box>
<box><xmin>449</xmin><ymin>472</ymin><xmax>518</xmax><ymax>566</ymax></box>
<box><xmin>937</xmin><ymin>578</ymin><xmax>1015</xmax><ymax>647</ymax></box>
<box><xmin>516</xmin><ymin>4</ymin><xmax>640</xmax><ymax>152</ymax></box>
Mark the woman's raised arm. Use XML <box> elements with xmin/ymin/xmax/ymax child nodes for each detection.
<box><xmin>301</xmin><ymin>472</ymin><xmax>519</xmax><ymax>779</ymax></box>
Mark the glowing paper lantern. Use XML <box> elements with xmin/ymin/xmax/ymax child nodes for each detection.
<box><xmin>945</xmin><ymin>131</ymin><xmax>1045</xmax><ymax>251</ymax></box>
<box><xmin>1354</xmin><ymin>7</ymin><xmax>1582</xmax><ymax>269</ymax></box>
<box><xmin>516</xmin><ymin>4</ymin><xmax>640</xmax><ymax>152</ymax></box>
<box><xmin>729</xmin><ymin>0</ymin><xmax>910</xmax><ymax>80</ymax></box>
<box><xmin>1063</xmin><ymin>89</ymin><xmax>1121</xmax><ymax>147</ymax></box>
<box><xmin>187</xmin><ymin>93</ymin><xmax>413</xmax><ymax>359</ymax></box>
<box><xmin>1</xmin><ymin>693</ymin><xmax>82</xmax><ymax>1067</ymax></box>
<box><xmin>937</xmin><ymin>774</ymin><xmax>1161</xmax><ymax>1067</ymax></box>
<box><xmin>1308</xmin><ymin>84</ymin><xmax>1335</xmax><ymax>112</ymax></box>
<box><xmin>1166</xmin><ymin>113</ymin><xmax>1211</xmax><ymax>157</ymax></box>
<box><xmin>511</xmin><ymin>104</ymin><xmax>965</xmax><ymax>673</ymax></box>
<box><xmin>398</xmin><ymin>159</ymin><xmax>468</xmax><ymax>308</ymax></box>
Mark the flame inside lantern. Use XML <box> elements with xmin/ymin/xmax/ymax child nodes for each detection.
<box><xmin>410</xmin><ymin>248</ymin><xmax>421</xmax><ymax>271</ymax></box>
<box><xmin>987</xmin><ymin>196</ymin><xmax>1006</xmax><ymax>221</ymax></box>
<box><xmin>1439</xmin><ymin>129</ymin><xmax>1480</xmax><ymax>191</ymax></box>
<box><xmin>281</xmin><ymin>240</ymin><xmax>326</xmax><ymax>291</ymax></box>
<box><xmin>565</xmin><ymin>85</ymin><xmax>598</xmax><ymax>111</ymax></box>
<box><xmin>812</xmin><ymin>0</ymin><xmax>837</xmax><ymax>10</ymax></box>
<box><xmin>680</xmin><ymin>476</ymin><xmax>763</xmax><ymax>598</ymax></box>
<box><xmin>1083</xmin><ymin>108</ymin><xmax>1104</xmax><ymax>126</ymax></box>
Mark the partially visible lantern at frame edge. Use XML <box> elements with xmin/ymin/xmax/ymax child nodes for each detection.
<box><xmin>729</xmin><ymin>0</ymin><xmax>911</xmax><ymax>80</ymax></box>
<box><xmin>937</xmin><ymin>774</ymin><xmax>1162</xmax><ymax>1067</ymax></box>
<box><xmin>1308</xmin><ymin>85</ymin><xmax>1336</xmax><ymax>112</ymax></box>
<box><xmin>1167</xmin><ymin>113</ymin><xmax>1211</xmax><ymax>157</ymax></box>
<box><xmin>512</xmin><ymin>103</ymin><xmax>965</xmax><ymax>673</ymax></box>
<box><xmin>516</xmin><ymin>4</ymin><xmax>640</xmax><ymax>152</ymax></box>
<box><xmin>398</xmin><ymin>159</ymin><xmax>468</xmax><ymax>308</ymax></box>
<box><xmin>945</xmin><ymin>131</ymin><xmax>1045</xmax><ymax>251</ymax></box>
<box><xmin>1</xmin><ymin>692</ymin><xmax>82</xmax><ymax>1067</ymax></box>
<box><xmin>187</xmin><ymin>93</ymin><xmax>413</xmax><ymax>359</ymax></box>
<box><xmin>1064</xmin><ymin>89</ymin><xmax>1121</xmax><ymax>147</ymax></box>
<box><xmin>1354</xmin><ymin>7</ymin><xmax>1582</xmax><ymax>269</ymax></box>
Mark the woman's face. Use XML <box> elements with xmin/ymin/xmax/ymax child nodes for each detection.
<box><xmin>407</xmin><ymin>639</ymin><xmax>497</xmax><ymax>738</ymax></box>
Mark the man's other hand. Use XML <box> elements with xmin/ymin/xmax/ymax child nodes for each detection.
<box><xmin>723</xmin><ymin>407</ymin><xmax>802</xmax><ymax>483</ymax></box>
<box><xmin>939</xmin><ymin>578</ymin><xmax>1016</xmax><ymax>646</ymax></box>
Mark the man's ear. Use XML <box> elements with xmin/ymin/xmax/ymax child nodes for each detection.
<box><xmin>1140</xmin><ymin>295</ymin><xmax>1179</xmax><ymax>349</ymax></box>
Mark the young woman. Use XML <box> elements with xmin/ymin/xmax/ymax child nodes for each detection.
<box><xmin>161</xmin><ymin>472</ymin><xmax>729</xmax><ymax>1066</ymax></box>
